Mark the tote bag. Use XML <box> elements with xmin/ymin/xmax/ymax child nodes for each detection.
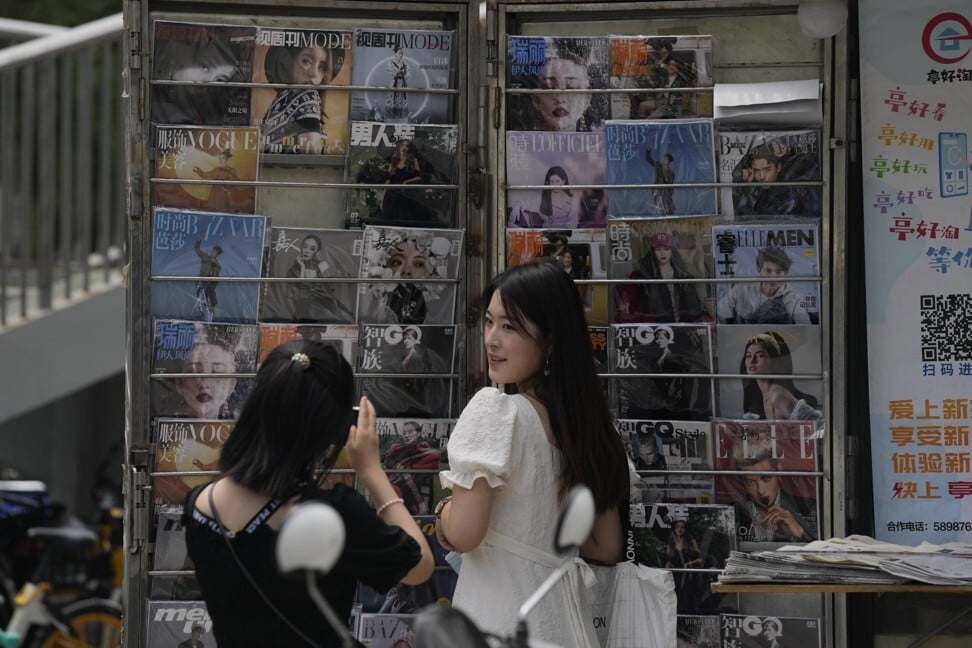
<box><xmin>589</xmin><ymin>561</ymin><xmax>677</xmax><ymax>648</ymax></box>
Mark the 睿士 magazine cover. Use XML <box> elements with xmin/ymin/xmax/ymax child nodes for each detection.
<box><xmin>350</xmin><ymin>28</ymin><xmax>455</xmax><ymax>124</ymax></box>
<box><xmin>151</xmin><ymin>208</ymin><xmax>267</xmax><ymax>323</ymax></box>
<box><xmin>713</xmin><ymin>223</ymin><xmax>820</xmax><ymax>325</ymax></box>
<box><xmin>605</xmin><ymin>118</ymin><xmax>717</xmax><ymax>218</ymax></box>
<box><xmin>505</xmin><ymin>131</ymin><xmax>608</xmax><ymax>229</ymax></box>
<box><xmin>151</xmin><ymin>20</ymin><xmax>255</xmax><ymax>127</ymax></box>
<box><xmin>260</xmin><ymin>227</ymin><xmax>363</xmax><ymax>324</ymax></box>
<box><xmin>713</xmin><ymin>418</ymin><xmax>822</xmax><ymax>544</ymax></box>
<box><xmin>153</xmin><ymin>125</ymin><xmax>260</xmax><ymax>214</ymax></box>
<box><xmin>610</xmin><ymin>322</ymin><xmax>713</xmax><ymax>376</ymax></box>
<box><xmin>250</xmin><ymin>26</ymin><xmax>352</xmax><ymax>155</ymax></box>
<box><xmin>506</xmin><ymin>35</ymin><xmax>610</xmax><ymax>133</ymax></box>
<box><xmin>720</xmin><ymin>614</ymin><xmax>822</xmax><ymax>648</ymax></box>
<box><xmin>345</xmin><ymin>121</ymin><xmax>459</xmax><ymax>228</ymax></box>
<box><xmin>258</xmin><ymin>323</ymin><xmax>358</xmax><ymax>367</ymax></box>
<box><xmin>717</xmin><ymin>129</ymin><xmax>822</xmax><ymax>220</ymax></box>
<box><xmin>356</xmin><ymin>225</ymin><xmax>463</xmax><ymax>326</ymax></box>
<box><xmin>146</xmin><ymin>600</ymin><xmax>213</xmax><ymax>648</ymax></box>
<box><xmin>608</xmin><ymin>35</ymin><xmax>713</xmax><ymax>121</ymax></box>
<box><xmin>357</xmin><ymin>324</ymin><xmax>457</xmax><ymax>375</ymax></box>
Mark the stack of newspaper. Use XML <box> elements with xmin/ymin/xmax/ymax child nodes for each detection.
<box><xmin>718</xmin><ymin>535</ymin><xmax>972</xmax><ymax>586</ymax></box>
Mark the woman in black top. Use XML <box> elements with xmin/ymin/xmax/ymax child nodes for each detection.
<box><xmin>184</xmin><ymin>341</ymin><xmax>433</xmax><ymax>647</ymax></box>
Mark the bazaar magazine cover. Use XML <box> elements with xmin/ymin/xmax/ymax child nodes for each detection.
<box><xmin>151</xmin><ymin>20</ymin><xmax>255</xmax><ymax>126</ymax></box>
<box><xmin>720</xmin><ymin>614</ymin><xmax>822</xmax><ymax>648</ymax></box>
<box><xmin>505</xmin><ymin>131</ymin><xmax>608</xmax><ymax>229</ymax></box>
<box><xmin>713</xmin><ymin>418</ymin><xmax>822</xmax><ymax>543</ymax></box>
<box><xmin>258</xmin><ymin>323</ymin><xmax>358</xmax><ymax>367</ymax></box>
<box><xmin>377</xmin><ymin>418</ymin><xmax>454</xmax><ymax>516</ymax></box>
<box><xmin>619</xmin><ymin>418</ymin><xmax>714</xmax><ymax>504</ymax></box>
<box><xmin>249</xmin><ymin>26</ymin><xmax>352</xmax><ymax>155</ymax></box>
<box><xmin>608</xmin><ymin>35</ymin><xmax>713</xmax><ymax>120</ymax></box>
<box><xmin>345</xmin><ymin>122</ymin><xmax>459</xmax><ymax>228</ymax></box>
<box><xmin>146</xmin><ymin>600</ymin><xmax>214</xmax><ymax>648</ymax></box>
<box><xmin>356</xmin><ymin>614</ymin><xmax>418</xmax><ymax>646</ymax></box>
<box><xmin>149</xmin><ymin>320</ymin><xmax>258</xmax><ymax>421</ymax></box>
<box><xmin>605</xmin><ymin>118</ymin><xmax>717</xmax><ymax>218</ymax></box>
<box><xmin>150</xmin><ymin>209</ymin><xmax>267</xmax><ymax>323</ymax></box>
<box><xmin>350</xmin><ymin>28</ymin><xmax>455</xmax><ymax>124</ymax></box>
<box><xmin>506</xmin><ymin>36</ymin><xmax>610</xmax><ymax>133</ymax></box>
<box><xmin>506</xmin><ymin>228</ymin><xmax>609</xmax><ymax>326</ymax></box>
<box><xmin>608</xmin><ymin>217</ymin><xmax>718</xmax><ymax>324</ymax></box>
<box><xmin>153</xmin><ymin>125</ymin><xmax>260</xmax><ymax>214</ymax></box>
<box><xmin>260</xmin><ymin>227</ymin><xmax>363</xmax><ymax>324</ymax></box>
<box><xmin>356</xmin><ymin>225</ymin><xmax>463</xmax><ymax>326</ymax></box>
<box><xmin>357</xmin><ymin>324</ymin><xmax>456</xmax><ymax>376</ymax></box>
<box><xmin>717</xmin><ymin>129</ymin><xmax>822</xmax><ymax>220</ymax></box>
<box><xmin>714</xmin><ymin>324</ymin><xmax>822</xmax><ymax>421</ymax></box>
<box><xmin>713</xmin><ymin>223</ymin><xmax>820</xmax><ymax>325</ymax></box>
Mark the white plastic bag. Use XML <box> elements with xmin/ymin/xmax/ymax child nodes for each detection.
<box><xmin>589</xmin><ymin>561</ymin><xmax>677</xmax><ymax>648</ymax></box>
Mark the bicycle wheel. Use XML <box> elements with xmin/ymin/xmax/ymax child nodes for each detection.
<box><xmin>26</xmin><ymin>598</ymin><xmax>122</xmax><ymax>648</ymax></box>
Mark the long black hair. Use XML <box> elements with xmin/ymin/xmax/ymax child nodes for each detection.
<box><xmin>483</xmin><ymin>260</ymin><xmax>628</xmax><ymax>512</ymax></box>
<box><xmin>218</xmin><ymin>340</ymin><xmax>355</xmax><ymax>499</ymax></box>
<box><xmin>740</xmin><ymin>330</ymin><xmax>819</xmax><ymax>418</ymax></box>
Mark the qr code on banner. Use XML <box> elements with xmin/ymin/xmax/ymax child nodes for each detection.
<box><xmin>919</xmin><ymin>294</ymin><xmax>972</xmax><ymax>362</ymax></box>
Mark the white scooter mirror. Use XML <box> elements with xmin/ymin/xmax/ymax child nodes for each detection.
<box><xmin>276</xmin><ymin>502</ymin><xmax>345</xmax><ymax>574</ymax></box>
<box><xmin>553</xmin><ymin>484</ymin><xmax>595</xmax><ymax>553</ymax></box>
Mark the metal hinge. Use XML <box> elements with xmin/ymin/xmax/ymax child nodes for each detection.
<box><xmin>129</xmin><ymin>445</ymin><xmax>152</xmax><ymax>554</ymax></box>
<box><xmin>485</xmin><ymin>2</ymin><xmax>497</xmax><ymax>79</ymax></box>
<box><xmin>127</xmin><ymin>0</ymin><xmax>142</xmax><ymax>71</ymax></box>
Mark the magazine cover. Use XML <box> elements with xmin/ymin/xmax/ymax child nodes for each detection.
<box><xmin>250</xmin><ymin>27</ymin><xmax>352</xmax><ymax>155</ymax></box>
<box><xmin>717</xmin><ymin>129</ymin><xmax>823</xmax><ymax>220</ymax></box>
<box><xmin>505</xmin><ymin>228</ymin><xmax>609</xmax><ymax>326</ymax></box>
<box><xmin>356</xmin><ymin>614</ymin><xmax>418</xmax><ymax>646</ymax></box>
<box><xmin>378</xmin><ymin>418</ymin><xmax>452</xmax><ymax>515</ymax></box>
<box><xmin>350</xmin><ymin>28</ymin><xmax>455</xmax><ymax>124</ymax></box>
<box><xmin>678</xmin><ymin>614</ymin><xmax>721</xmax><ymax>648</ymax></box>
<box><xmin>258</xmin><ymin>323</ymin><xmax>358</xmax><ymax>366</ymax></box>
<box><xmin>713</xmin><ymin>418</ymin><xmax>822</xmax><ymax>543</ymax></box>
<box><xmin>610</xmin><ymin>323</ymin><xmax>713</xmax><ymax>375</ymax></box>
<box><xmin>627</xmin><ymin>502</ymin><xmax>734</xmax><ymax>613</ymax></box>
<box><xmin>153</xmin><ymin>125</ymin><xmax>260</xmax><ymax>213</ymax></box>
<box><xmin>151</xmin><ymin>208</ymin><xmax>267</xmax><ymax>323</ymax></box>
<box><xmin>608</xmin><ymin>217</ymin><xmax>718</xmax><ymax>323</ymax></box>
<box><xmin>713</xmin><ymin>223</ymin><xmax>820</xmax><ymax>325</ymax></box>
<box><xmin>150</xmin><ymin>320</ymin><xmax>258</xmax><ymax>420</ymax></box>
<box><xmin>153</xmin><ymin>504</ymin><xmax>192</xmax><ymax>572</ymax></box>
<box><xmin>505</xmin><ymin>131</ymin><xmax>608</xmax><ymax>228</ymax></box>
<box><xmin>720</xmin><ymin>614</ymin><xmax>822</xmax><ymax>648</ymax></box>
<box><xmin>620</xmin><ymin>418</ymin><xmax>715</xmax><ymax>504</ymax></box>
<box><xmin>608</xmin><ymin>35</ymin><xmax>714</xmax><ymax>120</ymax></box>
<box><xmin>590</xmin><ymin>326</ymin><xmax>608</xmax><ymax>373</ymax></box>
<box><xmin>506</xmin><ymin>36</ymin><xmax>610</xmax><ymax>133</ymax></box>
<box><xmin>358</xmin><ymin>377</ymin><xmax>453</xmax><ymax>420</ymax></box>
<box><xmin>356</xmin><ymin>225</ymin><xmax>463</xmax><ymax>325</ymax></box>
<box><xmin>605</xmin><ymin>119</ymin><xmax>717</xmax><ymax>218</ymax></box>
<box><xmin>260</xmin><ymin>227</ymin><xmax>363</xmax><ymax>324</ymax></box>
<box><xmin>714</xmin><ymin>324</ymin><xmax>823</xmax><ymax>421</ymax></box>
<box><xmin>146</xmin><ymin>600</ymin><xmax>214</xmax><ymax>648</ymax></box>
<box><xmin>345</xmin><ymin>122</ymin><xmax>459</xmax><ymax>227</ymax></box>
<box><xmin>358</xmin><ymin>324</ymin><xmax>456</xmax><ymax>375</ymax></box>
<box><xmin>151</xmin><ymin>21</ymin><xmax>255</xmax><ymax>126</ymax></box>
<box><xmin>152</xmin><ymin>417</ymin><xmax>234</xmax><ymax>509</ymax></box>
<box><xmin>616</xmin><ymin>375</ymin><xmax>713</xmax><ymax>422</ymax></box>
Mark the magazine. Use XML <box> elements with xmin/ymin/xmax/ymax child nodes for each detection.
<box><xmin>717</xmin><ymin>129</ymin><xmax>823</xmax><ymax>220</ymax></box>
<box><xmin>590</xmin><ymin>326</ymin><xmax>608</xmax><ymax>373</ymax></box>
<box><xmin>150</xmin><ymin>208</ymin><xmax>267</xmax><ymax>323</ymax></box>
<box><xmin>260</xmin><ymin>227</ymin><xmax>363</xmax><ymax>324</ymax></box>
<box><xmin>713</xmin><ymin>418</ymin><xmax>822</xmax><ymax>544</ymax></box>
<box><xmin>258</xmin><ymin>323</ymin><xmax>358</xmax><ymax>367</ymax></box>
<box><xmin>250</xmin><ymin>27</ymin><xmax>353</xmax><ymax>155</ymax></box>
<box><xmin>152</xmin><ymin>417</ymin><xmax>234</xmax><ymax>510</ymax></box>
<box><xmin>505</xmin><ymin>131</ymin><xmax>608</xmax><ymax>229</ymax></box>
<box><xmin>714</xmin><ymin>324</ymin><xmax>823</xmax><ymax>421</ymax></box>
<box><xmin>678</xmin><ymin>614</ymin><xmax>721</xmax><ymax>648</ymax></box>
<box><xmin>605</xmin><ymin>118</ymin><xmax>717</xmax><ymax>218</ymax></box>
<box><xmin>712</xmin><ymin>223</ymin><xmax>820</xmax><ymax>325</ymax></box>
<box><xmin>356</xmin><ymin>225</ymin><xmax>463</xmax><ymax>326</ymax></box>
<box><xmin>505</xmin><ymin>227</ymin><xmax>609</xmax><ymax>326</ymax></box>
<box><xmin>616</xmin><ymin>375</ymin><xmax>713</xmax><ymax>422</ymax></box>
<box><xmin>608</xmin><ymin>35</ymin><xmax>714</xmax><ymax>120</ymax></box>
<box><xmin>358</xmin><ymin>324</ymin><xmax>456</xmax><ymax>375</ymax></box>
<box><xmin>506</xmin><ymin>36</ymin><xmax>610</xmax><ymax>133</ymax></box>
<box><xmin>358</xmin><ymin>377</ymin><xmax>453</xmax><ymax>420</ymax></box>
<box><xmin>627</xmin><ymin>502</ymin><xmax>734</xmax><ymax>613</ymax></box>
<box><xmin>608</xmin><ymin>217</ymin><xmax>718</xmax><ymax>324</ymax></box>
<box><xmin>150</xmin><ymin>320</ymin><xmax>258</xmax><ymax>420</ymax></box>
<box><xmin>350</xmin><ymin>28</ymin><xmax>455</xmax><ymax>124</ymax></box>
<box><xmin>146</xmin><ymin>600</ymin><xmax>214</xmax><ymax>648</ymax></box>
<box><xmin>345</xmin><ymin>122</ymin><xmax>459</xmax><ymax>227</ymax></box>
<box><xmin>153</xmin><ymin>125</ymin><xmax>260</xmax><ymax>214</ymax></box>
<box><xmin>610</xmin><ymin>323</ymin><xmax>713</xmax><ymax>375</ymax></box>
<box><xmin>153</xmin><ymin>504</ymin><xmax>191</xmax><ymax>572</ymax></box>
<box><xmin>355</xmin><ymin>614</ymin><xmax>417</xmax><ymax>645</ymax></box>
<box><xmin>619</xmin><ymin>418</ymin><xmax>714</xmax><ymax>504</ymax></box>
<box><xmin>377</xmin><ymin>418</ymin><xmax>452</xmax><ymax>516</ymax></box>
<box><xmin>151</xmin><ymin>21</ymin><xmax>255</xmax><ymax>126</ymax></box>
<box><xmin>720</xmin><ymin>613</ymin><xmax>822</xmax><ymax>648</ymax></box>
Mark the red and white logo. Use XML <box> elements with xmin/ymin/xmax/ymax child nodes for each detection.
<box><xmin>921</xmin><ymin>12</ymin><xmax>972</xmax><ymax>64</ymax></box>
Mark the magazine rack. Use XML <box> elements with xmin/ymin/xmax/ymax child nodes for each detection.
<box><xmin>123</xmin><ymin>1</ymin><xmax>849</xmax><ymax>647</ymax></box>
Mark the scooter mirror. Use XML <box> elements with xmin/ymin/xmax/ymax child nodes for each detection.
<box><xmin>276</xmin><ymin>502</ymin><xmax>345</xmax><ymax>574</ymax></box>
<box><xmin>553</xmin><ymin>484</ymin><xmax>595</xmax><ymax>553</ymax></box>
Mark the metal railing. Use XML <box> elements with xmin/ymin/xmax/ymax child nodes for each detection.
<box><xmin>0</xmin><ymin>13</ymin><xmax>126</xmax><ymax>328</ymax></box>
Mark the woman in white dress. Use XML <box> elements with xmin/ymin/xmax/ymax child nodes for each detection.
<box><xmin>435</xmin><ymin>260</ymin><xmax>629</xmax><ymax>647</ymax></box>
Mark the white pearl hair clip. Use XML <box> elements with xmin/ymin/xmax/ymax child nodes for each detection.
<box><xmin>291</xmin><ymin>352</ymin><xmax>311</xmax><ymax>369</ymax></box>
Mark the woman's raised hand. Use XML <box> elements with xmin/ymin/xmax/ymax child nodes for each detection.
<box><xmin>346</xmin><ymin>396</ymin><xmax>382</xmax><ymax>476</ymax></box>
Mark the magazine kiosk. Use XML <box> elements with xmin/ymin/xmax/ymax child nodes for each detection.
<box><xmin>123</xmin><ymin>1</ymin><xmax>849</xmax><ymax>646</ymax></box>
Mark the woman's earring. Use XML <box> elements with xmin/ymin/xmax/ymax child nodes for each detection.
<box><xmin>543</xmin><ymin>358</ymin><xmax>551</xmax><ymax>377</ymax></box>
